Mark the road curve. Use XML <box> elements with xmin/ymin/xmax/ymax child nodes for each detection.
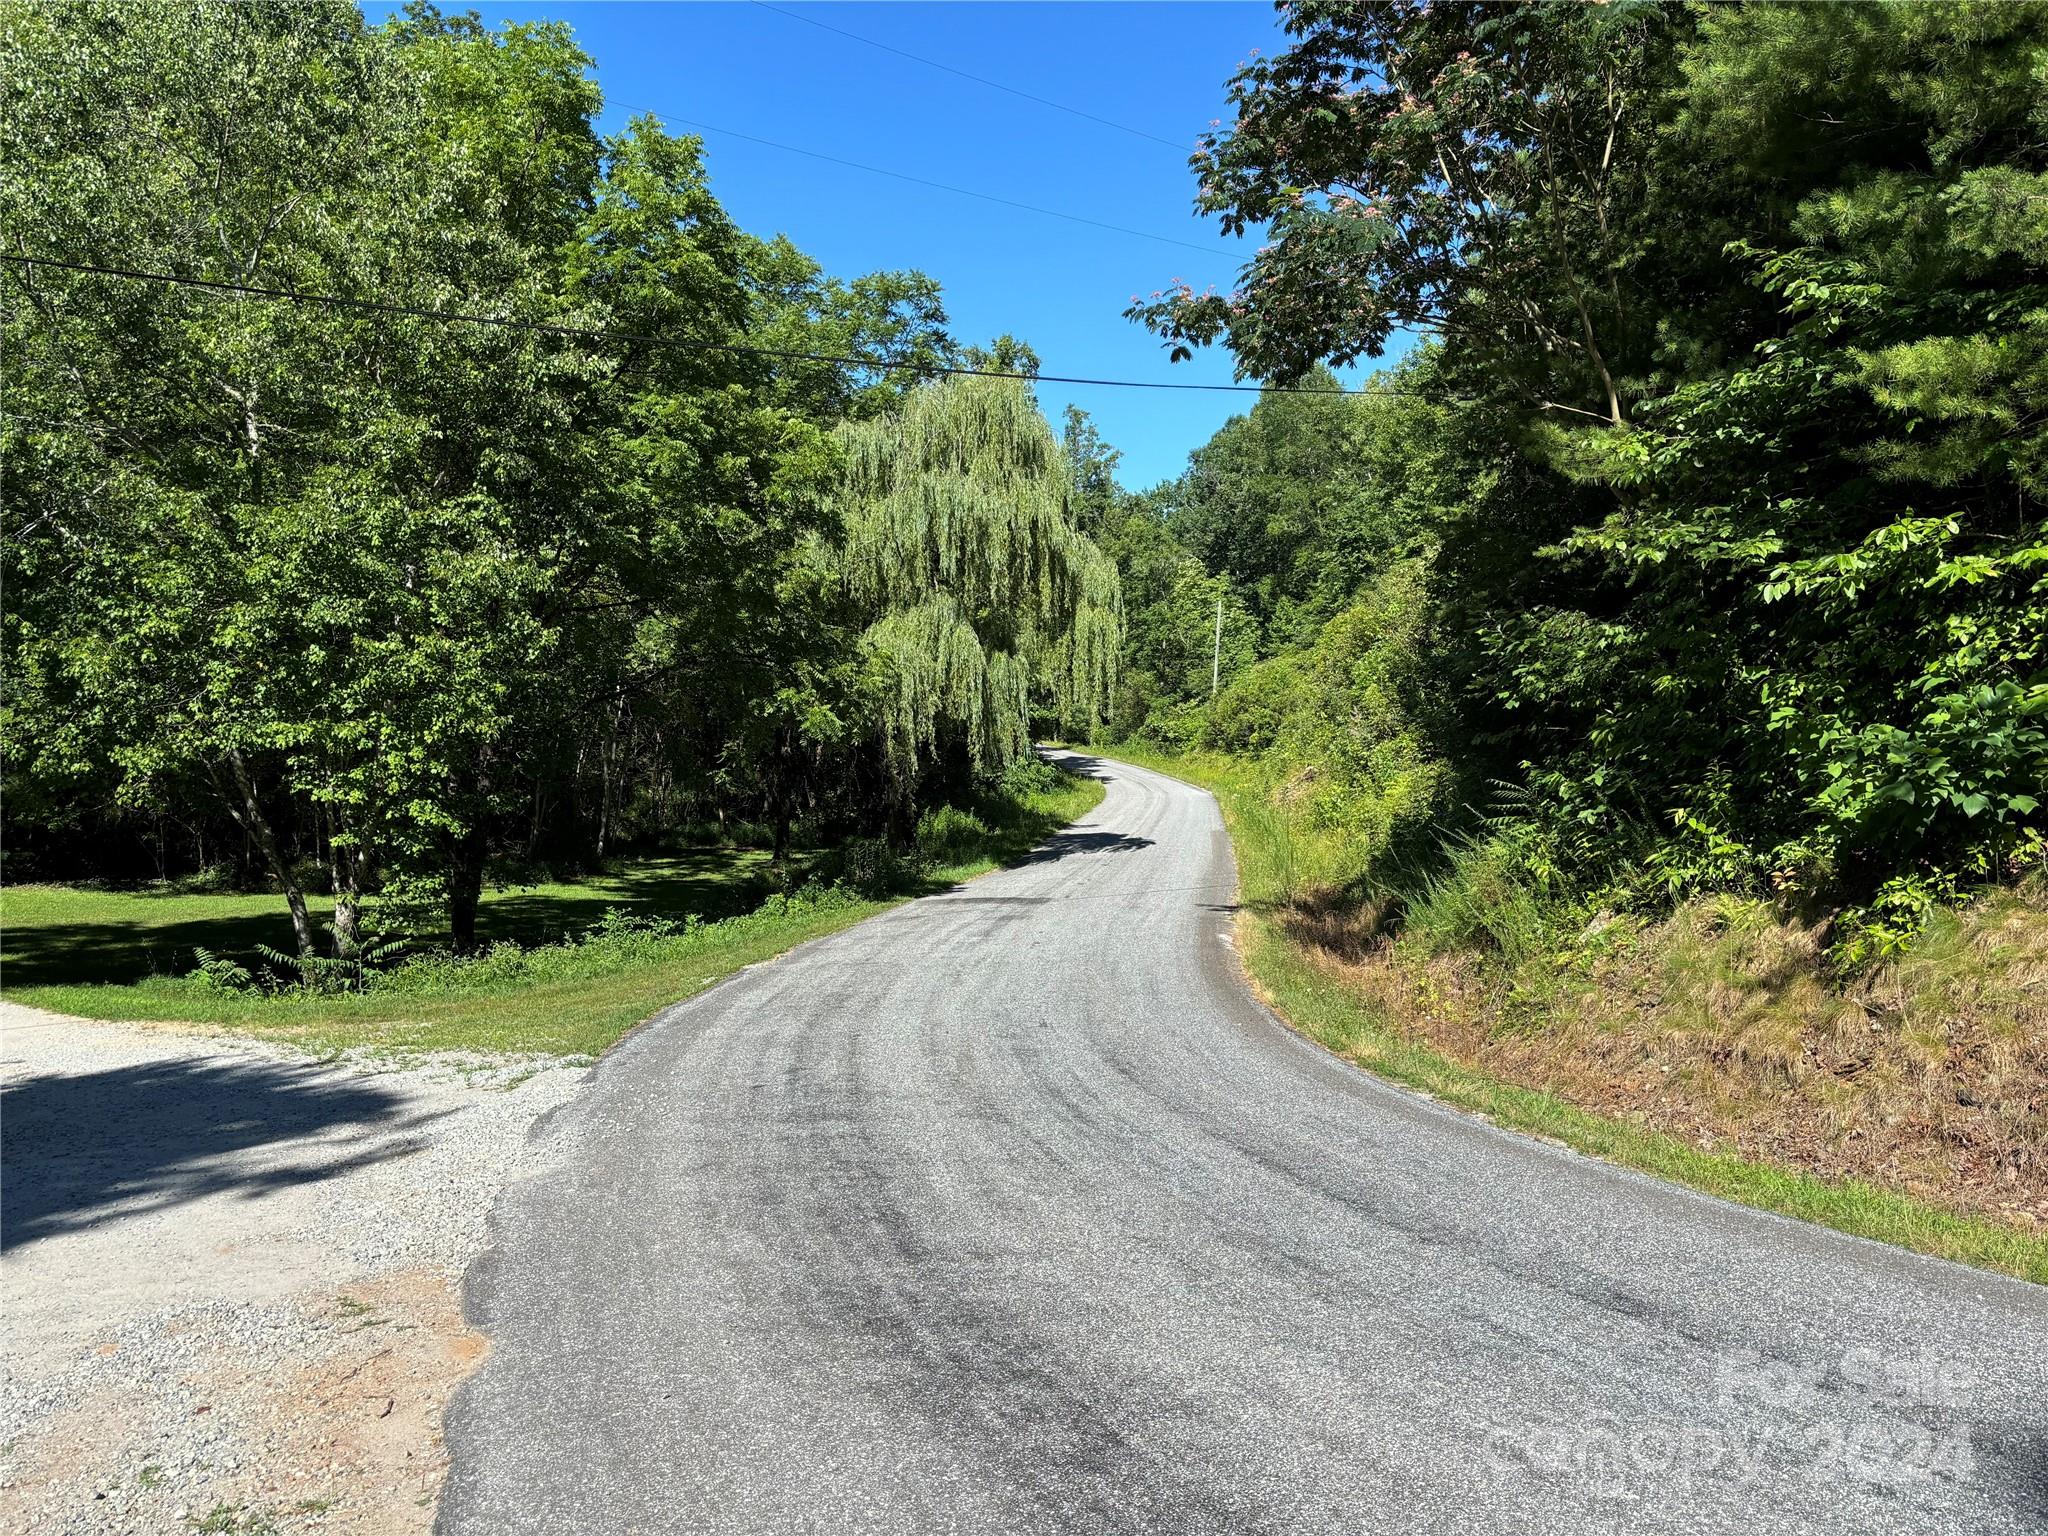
<box><xmin>440</xmin><ymin>752</ymin><xmax>2047</xmax><ymax>1535</ymax></box>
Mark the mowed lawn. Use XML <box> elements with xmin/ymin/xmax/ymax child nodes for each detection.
<box><xmin>0</xmin><ymin>767</ymin><xmax>1106</xmax><ymax>1058</ymax></box>
<box><xmin>1</xmin><ymin>849</ymin><xmax>785</xmax><ymax>989</ymax></box>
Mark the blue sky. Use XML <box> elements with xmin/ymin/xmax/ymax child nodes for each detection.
<box><xmin>403</xmin><ymin>1</ymin><xmax>1406</xmax><ymax>488</ymax></box>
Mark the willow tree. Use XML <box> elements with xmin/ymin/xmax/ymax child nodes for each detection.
<box><xmin>838</xmin><ymin>373</ymin><xmax>1121</xmax><ymax>783</ymax></box>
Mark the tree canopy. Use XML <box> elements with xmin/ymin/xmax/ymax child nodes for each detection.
<box><xmin>2</xmin><ymin>0</ymin><xmax>1115</xmax><ymax>954</ymax></box>
<box><xmin>842</xmin><ymin>375</ymin><xmax>1120</xmax><ymax>777</ymax></box>
<box><xmin>1115</xmin><ymin>0</ymin><xmax>2046</xmax><ymax>942</ymax></box>
<box><xmin>9</xmin><ymin>0</ymin><xmax>2040</xmax><ymax>968</ymax></box>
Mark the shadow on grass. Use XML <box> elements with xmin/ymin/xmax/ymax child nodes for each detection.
<box><xmin>0</xmin><ymin>772</ymin><xmax>1097</xmax><ymax>990</ymax></box>
<box><xmin>0</xmin><ymin>849</ymin><xmax>781</xmax><ymax>988</ymax></box>
<box><xmin>473</xmin><ymin>850</ymin><xmax>780</xmax><ymax>947</ymax></box>
<box><xmin>1</xmin><ymin>1054</ymin><xmax>444</xmax><ymax>1248</ymax></box>
<box><xmin>2</xmin><ymin>910</ymin><xmax>315</xmax><ymax>988</ymax></box>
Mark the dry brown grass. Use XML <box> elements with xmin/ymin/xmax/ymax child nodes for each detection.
<box><xmin>1298</xmin><ymin>885</ymin><xmax>2048</xmax><ymax>1233</ymax></box>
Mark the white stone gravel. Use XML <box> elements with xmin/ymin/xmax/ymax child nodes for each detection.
<box><xmin>0</xmin><ymin>1002</ymin><xmax>589</xmax><ymax>1535</ymax></box>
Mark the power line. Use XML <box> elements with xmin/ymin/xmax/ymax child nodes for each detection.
<box><xmin>2</xmin><ymin>254</ymin><xmax>1429</xmax><ymax>398</ymax></box>
<box><xmin>746</xmin><ymin>1</ymin><xmax>1190</xmax><ymax>154</ymax></box>
<box><xmin>615</xmin><ymin>105</ymin><xmax>1228</xmax><ymax>263</ymax></box>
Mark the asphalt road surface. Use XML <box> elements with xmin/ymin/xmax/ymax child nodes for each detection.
<box><xmin>440</xmin><ymin>751</ymin><xmax>2048</xmax><ymax>1536</ymax></box>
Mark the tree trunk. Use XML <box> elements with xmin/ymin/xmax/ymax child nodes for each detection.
<box><xmin>324</xmin><ymin>807</ymin><xmax>362</xmax><ymax>959</ymax></box>
<box><xmin>220</xmin><ymin>749</ymin><xmax>315</xmax><ymax>960</ymax></box>
<box><xmin>447</xmin><ymin>823</ymin><xmax>486</xmax><ymax>955</ymax></box>
<box><xmin>595</xmin><ymin>687</ymin><xmax>627</xmax><ymax>864</ymax></box>
<box><xmin>1570</xmin><ymin>285</ymin><xmax>1625</xmax><ymax>427</ymax></box>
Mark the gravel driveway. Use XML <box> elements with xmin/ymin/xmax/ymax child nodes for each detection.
<box><xmin>0</xmin><ymin>1002</ymin><xmax>586</xmax><ymax>1535</ymax></box>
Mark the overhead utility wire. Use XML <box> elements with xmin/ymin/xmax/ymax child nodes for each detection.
<box><xmin>746</xmin><ymin>0</ymin><xmax>1190</xmax><ymax>154</ymax></box>
<box><xmin>615</xmin><ymin>105</ymin><xmax>1227</xmax><ymax>263</ymax></box>
<box><xmin>3</xmin><ymin>255</ymin><xmax>1431</xmax><ymax>398</ymax></box>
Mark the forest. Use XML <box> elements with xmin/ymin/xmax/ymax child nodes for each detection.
<box><xmin>8</xmin><ymin>20</ymin><xmax>2048</xmax><ymax>1532</ymax></box>
<box><xmin>2</xmin><ymin>0</ymin><xmax>2043</xmax><ymax>1143</ymax></box>
<box><xmin>1105</xmin><ymin>0</ymin><xmax>2045</xmax><ymax>961</ymax></box>
<box><xmin>2</xmin><ymin>0</ymin><xmax>1119</xmax><ymax>970</ymax></box>
<box><xmin>1080</xmin><ymin>0</ymin><xmax>2046</xmax><ymax>1240</ymax></box>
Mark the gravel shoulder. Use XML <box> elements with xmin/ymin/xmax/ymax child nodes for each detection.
<box><xmin>0</xmin><ymin>1001</ymin><xmax>587</xmax><ymax>1536</ymax></box>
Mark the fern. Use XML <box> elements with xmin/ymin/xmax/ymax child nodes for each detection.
<box><xmin>253</xmin><ymin>934</ymin><xmax>408</xmax><ymax>994</ymax></box>
<box><xmin>186</xmin><ymin>946</ymin><xmax>253</xmax><ymax>993</ymax></box>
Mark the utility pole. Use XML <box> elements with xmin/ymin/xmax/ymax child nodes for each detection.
<box><xmin>1211</xmin><ymin>593</ymin><xmax>1223</xmax><ymax>698</ymax></box>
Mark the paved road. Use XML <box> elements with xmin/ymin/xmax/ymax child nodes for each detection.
<box><xmin>440</xmin><ymin>752</ymin><xmax>2048</xmax><ymax>1535</ymax></box>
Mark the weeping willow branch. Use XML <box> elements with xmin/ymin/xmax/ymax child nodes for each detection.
<box><xmin>838</xmin><ymin>375</ymin><xmax>1122</xmax><ymax>776</ymax></box>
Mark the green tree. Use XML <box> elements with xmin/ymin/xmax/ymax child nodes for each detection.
<box><xmin>2</xmin><ymin>1</ymin><xmax>849</xmax><ymax>953</ymax></box>
<box><xmin>1121</xmin><ymin>0</ymin><xmax>2046</xmax><ymax>917</ymax></box>
<box><xmin>1128</xmin><ymin>0</ymin><xmax>1688</xmax><ymax>424</ymax></box>
<box><xmin>837</xmin><ymin>373</ymin><xmax>1120</xmax><ymax>785</ymax></box>
<box><xmin>4</xmin><ymin>0</ymin><xmax>480</xmax><ymax>959</ymax></box>
<box><xmin>1061</xmin><ymin>405</ymin><xmax>1123</xmax><ymax>538</ymax></box>
<box><xmin>746</xmin><ymin>241</ymin><xmax>957</xmax><ymax>423</ymax></box>
<box><xmin>1168</xmin><ymin>368</ymin><xmax>1436</xmax><ymax>642</ymax></box>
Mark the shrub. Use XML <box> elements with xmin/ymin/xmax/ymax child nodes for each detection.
<box><xmin>166</xmin><ymin>865</ymin><xmax>241</xmax><ymax>895</ymax></box>
<box><xmin>366</xmin><ymin>887</ymin><xmax>863</xmax><ymax>997</ymax></box>
<box><xmin>915</xmin><ymin>805</ymin><xmax>990</xmax><ymax>863</ymax></box>
<box><xmin>285</xmin><ymin>857</ymin><xmax>334</xmax><ymax>897</ymax></box>
<box><xmin>818</xmin><ymin>836</ymin><xmax>918</xmax><ymax>898</ymax></box>
<box><xmin>996</xmin><ymin>755</ymin><xmax>1062</xmax><ymax>798</ymax></box>
<box><xmin>1139</xmin><ymin>698</ymin><xmax>1209</xmax><ymax>753</ymax></box>
<box><xmin>1204</xmin><ymin>655</ymin><xmax>1309</xmax><ymax>755</ymax></box>
<box><xmin>183</xmin><ymin>946</ymin><xmax>253</xmax><ymax>993</ymax></box>
<box><xmin>253</xmin><ymin>934</ymin><xmax>409</xmax><ymax>993</ymax></box>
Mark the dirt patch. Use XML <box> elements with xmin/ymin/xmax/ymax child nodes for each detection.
<box><xmin>0</xmin><ymin>1004</ymin><xmax>583</xmax><ymax>1534</ymax></box>
<box><xmin>257</xmin><ymin>1270</ymin><xmax>486</xmax><ymax>1534</ymax></box>
<box><xmin>3</xmin><ymin>1271</ymin><xmax>484</xmax><ymax>1536</ymax></box>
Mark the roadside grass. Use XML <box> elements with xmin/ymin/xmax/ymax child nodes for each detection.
<box><xmin>1097</xmin><ymin>743</ymin><xmax>2048</xmax><ymax>1285</ymax></box>
<box><xmin>0</xmin><ymin>763</ymin><xmax>1104</xmax><ymax>1060</ymax></box>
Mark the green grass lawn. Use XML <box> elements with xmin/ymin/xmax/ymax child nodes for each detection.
<box><xmin>1</xmin><ymin>764</ymin><xmax>1105</xmax><ymax>1060</ymax></box>
<box><xmin>0</xmin><ymin>848</ymin><xmax>785</xmax><ymax>990</ymax></box>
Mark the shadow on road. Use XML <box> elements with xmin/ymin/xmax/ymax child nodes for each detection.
<box><xmin>1021</xmin><ymin>829</ymin><xmax>1156</xmax><ymax>864</ymax></box>
<box><xmin>1</xmin><ymin>1055</ymin><xmax>444</xmax><ymax>1249</ymax></box>
<box><xmin>1044</xmin><ymin>751</ymin><xmax>1108</xmax><ymax>780</ymax></box>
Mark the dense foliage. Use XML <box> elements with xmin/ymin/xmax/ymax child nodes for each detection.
<box><xmin>1116</xmin><ymin>0</ymin><xmax>2046</xmax><ymax>951</ymax></box>
<box><xmin>7</xmin><ymin>0</ymin><xmax>2041</xmax><ymax>971</ymax></box>
<box><xmin>1</xmin><ymin>0</ymin><xmax>1116</xmax><ymax>956</ymax></box>
<box><xmin>842</xmin><ymin>371</ymin><xmax>1119</xmax><ymax>777</ymax></box>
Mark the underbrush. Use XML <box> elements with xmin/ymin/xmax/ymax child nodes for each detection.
<box><xmin>1107</xmin><ymin>742</ymin><xmax>2048</xmax><ymax>1280</ymax></box>
<box><xmin>177</xmin><ymin>891</ymin><xmax>868</xmax><ymax>1001</ymax></box>
<box><xmin>1327</xmin><ymin>886</ymin><xmax>2048</xmax><ymax>1233</ymax></box>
